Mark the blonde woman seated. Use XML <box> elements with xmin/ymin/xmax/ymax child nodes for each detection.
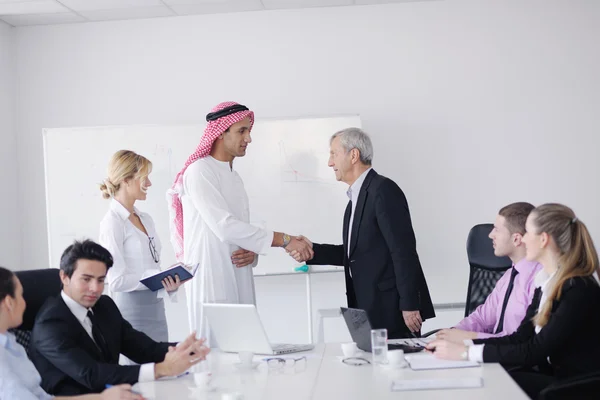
<box><xmin>427</xmin><ymin>203</ymin><xmax>600</xmax><ymax>399</ymax></box>
<box><xmin>99</xmin><ymin>150</ymin><xmax>184</xmax><ymax>349</ymax></box>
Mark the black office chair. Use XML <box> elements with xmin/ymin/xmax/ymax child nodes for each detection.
<box><xmin>538</xmin><ymin>371</ymin><xmax>600</xmax><ymax>399</ymax></box>
<box><xmin>422</xmin><ymin>223</ymin><xmax>512</xmax><ymax>337</ymax></box>
<box><xmin>8</xmin><ymin>268</ymin><xmax>62</xmax><ymax>355</ymax></box>
<box><xmin>464</xmin><ymin>223</ymin><xmax>512</xmax><ymax>317</ymax></box>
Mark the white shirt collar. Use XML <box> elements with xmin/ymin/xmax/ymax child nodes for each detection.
<box><xmin>534</xmin><ymin>269</ymin><xmax>557</xmax><ymax>334</ymax></box>
<box><xmin>534</xmin><ymin>268</ymin><xmax>555</xmax><ymax>288</ymax></box>
<box><xmin>110</xmin><ymin>198</ymin><xmax>140</xmax><ymax>221</ymax></box>
<box><xmin>61</xmin><ymin>291</ymin><xmax>90</xmax><ymax>324</ymax></box>
<box><xmin>347</xmin><ymin>167</ymin><xmax>372</xmax><ymax>200</ymax></box>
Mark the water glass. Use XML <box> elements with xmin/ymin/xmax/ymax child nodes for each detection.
<box><xmin>370</xmin><ymin>329</ymin><xmax>388</xmax><ymax>364</ymax></box>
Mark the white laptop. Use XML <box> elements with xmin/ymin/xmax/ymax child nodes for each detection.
<box><xmin>203</xmin><ymin>303</ymin><xmax>314</xmax><ymax>355</ymax></box>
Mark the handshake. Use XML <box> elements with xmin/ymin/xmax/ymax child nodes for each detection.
<box><xmin>284</xmin><ymin>235</ymin><xmax>314</xmax><ymax>263</ymax></box>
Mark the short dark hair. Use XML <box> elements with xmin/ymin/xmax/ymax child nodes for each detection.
<box><xmin>60</xmin><ymin>240</ymin><xmax>114</xmax><ymax>278</ymax></box>
<box><xmin>0</xmin><ymin>267</ymin><xmax>16</xmax><ymax>303</ymax></box>
<box><xmin>499</xmin><ymin>202</ymin><xmax>535</xmax><ymax>235</ymax></box>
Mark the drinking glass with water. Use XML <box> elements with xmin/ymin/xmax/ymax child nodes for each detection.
<box><xmin>370</xmin><ymin>329</ymin><xmax>388</xmax><ymax>364</ymax></box>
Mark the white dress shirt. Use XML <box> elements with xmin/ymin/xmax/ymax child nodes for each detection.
<box><xmin>346</xmin><ymin>167</ymin><xmax>372</xmax><ymax>256</ymax></box>
<box><xmin>534</xmin><ymin>270</ymin><xmax>555</xmax><ymax>334</ymax></box>
<box><xmin>346</xmin><ymin>168</ymin><xmax>372</xmax><ymax>278</ymax></box>
<box><xmin>99</xmin><ymin>199</ymin><xmax>174</xmax><ymax>300</ymax></box>
<box><xmin>60</xmin><ymin>291</ymin><xmax>155</xmax><ymax>382</ymax></box>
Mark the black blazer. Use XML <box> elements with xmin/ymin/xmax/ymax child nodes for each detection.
<box><xmin>308</xmin><ymin>169</ymin><xmax>435</xmax><ymax>338</ymax></box>
<box><xmin>30</xmin><ymin>294</ymin><xmax>174</xmax><ymax>395</ymax></box>
<box><xmin>474</xmin><ymin>276</ymin><xmax>600</xmax><ymax>379</ymax></box>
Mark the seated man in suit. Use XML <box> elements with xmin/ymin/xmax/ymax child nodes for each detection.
<box><xmin>30</xmin><ymin>239</ymin><xmax>210</xmax><ymax>396</ymax></box>
<box><xmin>290</xmin><ymin>127</ymin><xmax>435</xmax><ymax>338</ymax></box>
<box><xmin>436</xmin><ymin>202</ymin><xmax>543</xmax><ymax>343</ymax></box>
<box><xmin>0</xmin><ymin>266</ymin><xmax>142</xmax><ymax>400</ymax></box>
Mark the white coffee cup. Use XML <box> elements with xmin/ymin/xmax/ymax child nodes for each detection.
<box><xmin>238</xmin><ymin>351</ymin><xmax>254</xmax><ymax>365</ymax></box>
<box><xmin>341</xmin><ymin>342</ymin><xmax>358</xmax><ymax>358</ymax></box>
<box><xmin>194</xmin><ymin>371</ymin><xmax>211</xmax><ymax>388</ymax></box>
<box><xmin>387</xmin><ymin>349</ymin><xmax>406</xmax><ymax>367</ymax></box>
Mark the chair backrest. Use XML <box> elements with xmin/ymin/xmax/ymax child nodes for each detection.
<box><xmin>464</xmin><ymin>223</ymin><xmax>512</xmax><ymax>317</ymax></box>
<box><xmin>8</xmin><ymin>268</ymin><xmax>62</xmax><ymax>353</ymax></box>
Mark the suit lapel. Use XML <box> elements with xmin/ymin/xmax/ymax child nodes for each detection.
<box><xmin>91</xmin><ymin>303</ymin><xmax>117</xmax><ymax>363</ymax></box>
<box><xmin>349</xmin><ymin>170</ymin><xmax>376</xmax><ymax>257</ymax></box>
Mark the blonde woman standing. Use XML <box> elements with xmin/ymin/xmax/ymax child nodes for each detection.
<box><xmin>99</xmin><ymin>150</ymin><xmax>182</xmax><ymax>345</ymax></box>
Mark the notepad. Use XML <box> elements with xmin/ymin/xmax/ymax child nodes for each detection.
<box><xmin>140</xmin><ymin>263</ymin><xmax>199</xmax><ymax>291</ymax></box>
<box><xmin>404</xmin><ymin>353</ymin><xmax>480</xmax><ymax>370</ymax></box>
<box><xmin>391</xmin><ymin>377</ymin><xmax>483</xmax><ymax>391</ymax></box>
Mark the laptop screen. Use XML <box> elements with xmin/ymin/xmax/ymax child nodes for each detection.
<box><xmin>340</xmin><ymin>307</ymin><xmax>373</xmax><ymax>352</ymax></box>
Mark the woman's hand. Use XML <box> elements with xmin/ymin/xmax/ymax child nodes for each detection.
<box><xmin>161</xmin><ymin>274</ymin><xmax>182</xmax><ymax>293</ymax></box>
<box><xmin>100</xmin><ymin>384</ymin><xmax>145</xmax><ymax>400</ymax></box>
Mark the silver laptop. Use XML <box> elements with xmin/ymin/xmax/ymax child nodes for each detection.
<box><xmin>203</xmin><ymin>303</ymin><xmax>314</xmax><ymax>355</ymax></box>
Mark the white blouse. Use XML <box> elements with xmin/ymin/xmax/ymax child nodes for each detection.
<box><xmin>99</xmin><ymin>199</ymin><xmax>163</xmax><ymax>293</ymax></box>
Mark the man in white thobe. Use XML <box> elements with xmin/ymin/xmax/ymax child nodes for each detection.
<box><xmin>167</xmin><ymin>101</ymin><xmax>312</xmax><ymax>342</ymax></box>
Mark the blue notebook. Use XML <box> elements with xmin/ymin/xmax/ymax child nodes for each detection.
<box><xmin>140</xmin><ymin>263</ymin><xmax>199</xmax><ymax>292</ymax></box>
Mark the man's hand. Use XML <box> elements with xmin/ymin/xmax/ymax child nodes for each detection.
<box><xmin>295</xmin><ymin>235</ymin><xmax>312</xmax><ymax>247</ymax></box>
<box><xmin>402</xmin><ymin>310</ymin><xmax>423</xmax><ymax>333</ymax></box>
<box><xmin>286</xmin><ymin>235</ymin><xmax>313</xmax><ymax>262</ymax></box>
<box><xmin>154</xmin><ymin>332</ymin><xmax>210</xmax><ymax>379</ymax></box>
<box><xmin>435</xmin><ymin>328</ymin><xmax>477</xmax><ymax>343</ymax></box>
<box><xmin>231</xmin><ymin>249</ymin><xmax>256</xmax><ymax>268</ymax></box>
<box><xmin>161</xmin><ymin>274</ymin><xmax>182</xmax><ymax>293</ymax></box>
<box><xmin>426</xmin><ymin>339</ymin><xmax>468</xmax><ymax>361</ymax></box>
<box><xmin>99</xmin><ymin>384</ymin><xmax>145</xmax><ymax>400</ymax></box>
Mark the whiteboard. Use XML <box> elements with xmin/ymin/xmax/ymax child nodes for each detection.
<box><xmin>43</xmin><ymin>115</ymin><xmax>360</xmax><ymax>275</ymax></box>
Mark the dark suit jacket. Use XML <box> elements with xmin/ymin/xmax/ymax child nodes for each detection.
<box><xmin>30</xmin><ymin>294</ymin><xmax>174</xmax><ymax>395</ymax></box>
<box><xmin>474</xmin><ymin>276</ymin><xmax>600</xmax><ymax>379</ymax></box>
<box><xmin>308</xmin><ymin>169</ymin><xmax>435</xmax><ymax>338</ymax></box>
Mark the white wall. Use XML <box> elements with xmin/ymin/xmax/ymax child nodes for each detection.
<box><xmin>0</xmin><ymin>21</ymin><xmax>19</xmax><ymax>269</ymax></box>
<box><xmin>13</xmin><ymin>0</ymin><xmax>600</xmax><ymax>342</ymax></box>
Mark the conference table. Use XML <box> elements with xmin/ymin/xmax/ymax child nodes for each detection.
<box><xmin>133</xmin><ymin>344</ymin><xmax>529</xmax><ymax>399</ymax></box>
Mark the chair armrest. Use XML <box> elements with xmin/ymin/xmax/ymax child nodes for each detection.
<box><xmin>421</xmin><ymin>329</ymin><xmax>441</xmax><ymax>338</ymax></box>
<box><xmin>539</xmin><ymin>371</ymin><xmax>600</xmax><ymax>400</ymax></box>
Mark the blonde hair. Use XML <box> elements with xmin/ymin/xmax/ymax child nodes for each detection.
<box><xmin>99</xmin><ymin>150</ymin><xmax>152</xmax><ymax>199</ymax></box>
<box><xmin>532</xmin><ymin>203</ymin><xmax>600</xmax><ymax>327</ymax></box>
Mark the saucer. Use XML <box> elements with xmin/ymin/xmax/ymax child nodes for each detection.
<box><xmin>380</xmin><ymin>362</ymin><xmax>408</xmax><ymax>369</ymax></box>
<box><xmin>234</xmin><ymin>361</ymin><xmax>261</xmax><ymax>370</ymax></box>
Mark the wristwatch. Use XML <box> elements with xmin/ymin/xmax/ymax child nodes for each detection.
<box><xmin>282</xmin><ymin>233</ymin><xmax>291</xmax><ymax>248</ymax></box>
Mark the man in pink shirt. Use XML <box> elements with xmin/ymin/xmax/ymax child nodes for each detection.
<box><xmin>437</xmin><ymin>202</ymin><xmax>543</xmax><ymax>342</ymax></box>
